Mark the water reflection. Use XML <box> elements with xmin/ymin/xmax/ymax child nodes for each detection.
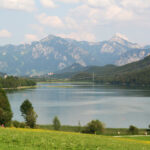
<box><xmin>7</xmin><ymin>83</ymin><xmax>150</xmax><ymax>128</ymax></box>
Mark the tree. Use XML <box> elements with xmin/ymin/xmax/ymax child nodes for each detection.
<box><xmin>0</xmin><ymin>89</ymin><xmax>13</xmax><ymax>126</ymax></box>
<box><xmin>77</xmin><ymin>121</ymin><xmax>81</xmax><ymax>132</ymax></box>
<box><xmin>20</xmin><ymin>99</ymin><xmax>37</xmax><ymax>128</ymax></box>
<box><xmin>128</xmin><ymin>125</ymin><xmax>139</xmax><ymax>135</ymax></box>
<box><xmin>26</xmin><ymin>109</ymin><xmax>38</xmax><ymax>128</ymax></box>
<box><xmin>20</xmin><ymin>99</ymin><xmax>33</xmax><ymax>119</ymax></box>
<box><xmin>53</xmin><ymin>116</ymin><xmax>61</xmax><ymax>130</ymax></box>
<box><xmin>83</xmin><ymin>120</ymin><xmax>104</xmax><ymax>134</ymax></box>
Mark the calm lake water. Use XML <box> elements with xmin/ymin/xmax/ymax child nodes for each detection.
<box><xmin>6</xmin><ymin>83</ymin><xmax>150</xmax><ymax>128</ymax></box>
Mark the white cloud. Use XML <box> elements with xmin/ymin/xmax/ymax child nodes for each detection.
<box><xmin>30</xmin><ymin>24</ymin><xmax>44</xmax><ymax>34</ymax></box>
<box><xmin>0</xmin><ymin>0</ymin><xmax>35</xmax><ymax>12</ymax></box>
<box><xmin>25</xmin><ymin>34</ymin><xmax>38</xmax><ymax>43</ymax></box>
<box><xmin>40</xmin><ymin>0</ymin><xmax>57</xmax><ymax>8</ymax></box>
<box><xmin>37</xmin><ymin>13</ymin><xmax>64</xmax><ymax>28</ymax></box>
<box><xmin>65</xmin><ymin>17</ymin><xmax>79</xmax><ymax>30</ymax></box>
<box><xmin>58</xmin><ymin>32</ymin><xmax>96</xmax><ymax>42</ymax></box>
<box><xmin>0</xmin><ymin>29</ymin><xmax>12</xmax><ymax>38</ymax></box>
<box><xmin>106</xmin><ymin>5</ymin><xmax>134</xmax><ymax>21</ymax></box>
<box><xmin>120</xmin><ymin>0</ymin><xmax>150</xmax><ymax>9</ymax></box>
<box><xmin>57</xmin><ymin>0</ymin><xmax>80</xmax><ymax>3</ymax></box>
<box><xmin>69</xmin><ymin>4</ymin><xmax>134</xmax><ymax>24</ymax></box>
<box><xmin>86</xmin><ymin>0</ymin><xmax>113</xmax><ymax>8</ymax></box>
<box><xmin>69</xmin><ymin>5</ymin><xmax>101</xmax><ymax>25</ymax></box>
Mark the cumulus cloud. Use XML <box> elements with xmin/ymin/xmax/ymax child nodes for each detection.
<box><xmin>0</xmin><ymin>0</ymin><xmax>35</xmax><ymax>12</ymax></box>
<box><xmin>0</xmin><ymin>29</ymin><xmax>12</xmax><ymax>38</ymax></box>
<box><xmin>37</xmin><ymin>13</ymin><xmax>64</xmax><ymax>28</ymax></box>
<box><xmin>85</xmin><ymin>0</ymin><xmax>113</xmax><ymax>8</ymax></box>
<box><xmin>25</xmin><ymin>34</ymin><xmax>38</xmax><ymax>43</ymax></box>
<box><xmin>106</xmin><ymin>5</ymin><xmax>134</xmax><ymax>21</ymax></box>
<box><xmin>120</xmin><ymin>0</ymin><xmax>150</xmax><ymax>9</ymax></box>
<box><xmin>40</xmin><ymin>0</ymin><xmax>57</xmax><ymax>8</ymax></box>
<box><xmin>70</xmin><ymin>4</ymin><xmax>134</xmax><ymax>23</ymax></box>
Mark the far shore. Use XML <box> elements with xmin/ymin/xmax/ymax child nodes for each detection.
<box><xmin>3</xmin><ymin>85</ymin><xmax>37</xmax><ymax>90</ymax></box>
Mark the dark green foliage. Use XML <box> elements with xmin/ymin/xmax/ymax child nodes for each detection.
<box><xmin>71</xmin><ymin>55</ymin><xmax>150</xmax><ymax>86</ymax></box>
<box><xmin>53</xmin><ymin>116</ymin><xmax>61</xmax><ymax>130</ymax></box>
<box><xmin>83</xmin><ymin>120</ymin><xmax>104</xmax><ymax>134</ymax></box>
<box><xmin>128</xmin><ymin>125</ymin><xmax>139</xmax><ymax>135</ymax></box>
<box><xmin>0</xmin><ymin>76</ymin><xmax>36</xmax><ymax>88</ymax></box>
<box><xmin>0</xmin><ymin>89</ymin><xmax>13</xmax><ymax>126</ymax></box>
<box><xmin>20</xmin><ymin>99</ymin><xmax>33</xmax><ymax>119</ymax></box>
<box><xmin>26</xmin><ymin>109</ymin><xmax>38</xmax><ymax>128</ymax></box>
<box><xmin>77</xmin><ymin>121</ymin><xmax>81</xmax><ymax>132</ymax></box>
<box><xmin>20</xmin><ymin>100</ymin><xmax>37</xmax><ymax>128</ymax></box>
<box><xmin>11</xmin><ymin>120</ymin><xmax>25</xmax><ymax>128</ymax></box>
<box><xmin>12</xmin><ymin>120</ymin><xmax>20</xmax><ymax>128</ymax></box>
<box><xmin>71</xmin><ymin>72</ymin><xmax>92</xmax><ymax>81</ymax></box>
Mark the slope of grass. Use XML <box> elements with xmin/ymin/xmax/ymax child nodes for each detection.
<box><xmin>0</xmin><ymin>128</ymin><xmax>150</xmax><ymax>150</ymax></box>
<box><xmin>123</xmin><ymin>136</ymin><xmax>150</xmax><ymax>142</ymax></box>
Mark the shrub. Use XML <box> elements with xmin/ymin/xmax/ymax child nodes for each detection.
<box><xmin>12</xmin><ymin>120</ymin><xmax>26</xmax><ymax>128</ymax></box>
<box><xmin>83</xmin><ymin>120</ymin><xmax>104</xmax><ymax>134</ymax></box>
<box><xmin>128</xmin><ymin>125</ymin><xmax>139</xmax><ymax>135</ymax></box>
<box><xmin>12</xmin><ymin>120</ymin><xmax>20</xmax><ymax>128</ymax></box>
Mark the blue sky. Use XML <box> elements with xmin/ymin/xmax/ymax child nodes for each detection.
<box><xmin>0</xmin><ymin>0</ymin><xmax>150</xmax><ymax>45</ymax></box>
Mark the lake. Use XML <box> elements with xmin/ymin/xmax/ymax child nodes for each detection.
<box><xmin>7</xmin><ymin>82</ymin><xmax>150</xmax><ymax>128</ymax></box>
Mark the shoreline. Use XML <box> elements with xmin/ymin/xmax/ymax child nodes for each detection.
<box><xmin>3</xmin><ymin>85</ymin><xmax>37</xmax><ymax>90</ymax></box>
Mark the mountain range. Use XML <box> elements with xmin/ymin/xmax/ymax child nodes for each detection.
<box><xmin>0</xmin><ymin>33</ymin><xmax>150</xmax><ymax>76</ymax></box>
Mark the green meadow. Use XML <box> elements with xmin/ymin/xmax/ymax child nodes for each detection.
<box><xmin>0</xmin><ymin>128</ymin><xmax>150</xmax><ymax>150</ymax></box>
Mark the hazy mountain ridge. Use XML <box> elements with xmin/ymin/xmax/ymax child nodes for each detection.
<box><xmin>0</xmin><ymin>34</ymin><xmax>150</xmax><ymax>75</ymax></box>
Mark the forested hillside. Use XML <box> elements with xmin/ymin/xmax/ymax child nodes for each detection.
<box><xmin>71</xmin><ymin>55</ymin><xmax>150</xmax><ymax>86</ymax></box>
<box><xmin>0</xmin><ymin>76</ymin><xmax>36</xmax><ymax>88</ymax></box>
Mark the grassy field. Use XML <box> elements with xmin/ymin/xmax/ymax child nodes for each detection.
<box><xmin>0</xmin><ymin>128</ymin><xmax>150</xmax><ymax>150</ymax></box>
<box><xmin>38</xmin><ymin>124</ymin><xmax>147</xmax><ymax>136</ymax></box>
<box><xmin>124</xmin><ymin>135</ymin><xmax>150</xmax><ymax>142</ymax></box>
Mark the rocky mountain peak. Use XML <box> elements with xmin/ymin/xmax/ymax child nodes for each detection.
<box><xmin>40</xmin><ymin>34</ymin><xmax>57</xmax><ymax>42</ymax></box>
<box><xmin>110</xmin><ymin>33</ymin><xmax>129</xmax><ymax>42</ymax></box>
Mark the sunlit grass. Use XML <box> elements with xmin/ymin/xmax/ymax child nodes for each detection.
<box><xmin>0</xmin><ymin>128</ymin><xmax>150</xmax><ymax>150</ymax></box>
<box><xmin>122</xmin><ymin>135</ymin><xmax>150</xmax><ymax>142</ymax></box>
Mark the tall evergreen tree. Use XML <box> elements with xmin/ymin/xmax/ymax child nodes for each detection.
<box><xmin>0</xmin><ymin>89</ymin><xmax>13</xmax><ymax>126</ymax></box>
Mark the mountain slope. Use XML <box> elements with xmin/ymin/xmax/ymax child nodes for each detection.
<box><xmin>55</xmin><ymin>63</ymin><xmax>86</xmax><ymax>74</ymax></box>
<box><xmin>71</xmin><ymin>55</ymin><xmax>150</xmax><ymax>86</ymax></box>
<box><xmin>0</xmin><ymin>34</ymin><xmax>150</xmax><ymax>76</ymax></box>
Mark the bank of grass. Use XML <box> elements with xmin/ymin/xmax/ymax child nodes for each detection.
<box><xmin>38</xmin><ymin>125</ymin><xmax>147</xmax><ymax>136</ymax></box>
<box><xmin>123</xmin><ymin>136</ymin><xmax>150</xmax><ymax>141</ymax></box>
<box><xmin>0</xmin><ymin>127</ymin><xmax>150</xmax><ymax>150</ymax></box>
